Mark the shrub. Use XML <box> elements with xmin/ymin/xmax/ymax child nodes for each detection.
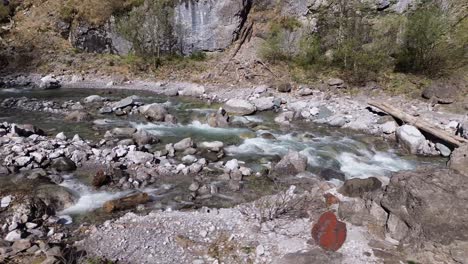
<box><xmin>117</xmin><ymin>0</ymin><xmax>178</xmax><ymax>67</ymax></box>
<box><xmin>189</xmin><ymin>51</ymin><xmax>207</xmax><ymax>61</ymax></box>
<box><xmin>0</xmin><ymin>4</ymin><xmax>10</xmax><ymax>22</ymax></box>
<box><xmin>259</xmin><ymin>17</ymin><xmax>301</xmax><ymax>63</ymax></box>
<box><xmin>395</xmin><ymin>5</ymin><xmax>463</xmax><ymax>76</ymax></box>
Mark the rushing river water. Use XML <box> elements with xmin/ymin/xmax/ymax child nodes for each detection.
<box><xmin>0</xmin><ymin>87</ymin><xmax>445</xmax><ymax>220</ymax></box>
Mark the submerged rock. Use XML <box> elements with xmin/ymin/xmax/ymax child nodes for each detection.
<box><xmin>133</xmin><ymin>129</ymin><xmax>159</xmax><ymax>146</ymax></box>
<box><xmin>207</xmin><ymin>108</ymin><xmax>230</xmax><ymax>127</ymax></box>
<box><xmin>138</xmin><ymin>103</ymin><xmax>168</xmax><ymax>122</ymax></box>
<box><xmin>274</xmin><ymin>151</ymin><xmax>308</xmax><ymax>175</ymax></box>
<box><xmin>64</xmin><ymin>111</ymin><xmax>91</xmax><ymax>122</ymax></box>
<box><xmin>50</xmin><ymin>157</ymin><xmax>76</xmax><ymax>172</ymax></box>
<box><xmin>318</xmin><ymin>168</ymin><xmax>346</xmax><ymax>181</ymax></box>
<box><xmin>83</xmin><ymin>95</ymin><xmax>105</xmax><ymax>104</ymax></box>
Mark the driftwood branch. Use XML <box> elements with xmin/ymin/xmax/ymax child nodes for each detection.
<box><xmin>220</xmin><ymin>20</ymin><xmax>254</xmax><ymax>74</ymax></box>
<box><xmin>369</xmin><ymin>100</ymin><xmax>468</xmax><ymax>147</ymax></box>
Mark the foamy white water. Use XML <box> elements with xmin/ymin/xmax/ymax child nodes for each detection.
<box><xmin>131</xmin><ymin>120</ymin><xmax>250</xmax><ymax>136</ymax></box>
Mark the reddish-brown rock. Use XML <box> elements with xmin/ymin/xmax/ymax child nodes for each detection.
<box><xmin>324</xmin><ymin>193</ymin><xmax>340</xmax><ymax>207</ymax></box>
<box><xmin>92</xmin><ymin>169</ymin><xmax>109</xmax><ymax>188</ymax></box>
<box><xmin>312</xmin><ymin>211</ymin><xmax>347</xmax><ymax>251</ymax></box>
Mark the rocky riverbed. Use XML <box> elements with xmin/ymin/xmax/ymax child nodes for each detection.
<box><xmin>0</xmin><ymin>75</ymin><xmax>467</xmax><ymax>263</ymax></box>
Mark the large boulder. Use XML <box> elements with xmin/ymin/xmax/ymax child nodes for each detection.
<box><xmin>132</xmin><ymin>129</ymin><xmax>159</xmax><ymax>146</ymax></box>
<box><xmin>274</xmin><ymin>151</ymin><xmax>308</xmax><ymax>175</ymax></box>
<box><xmin>338</xmin><ymin>177</ymin><xmax>382</xmax><ymax>197</ymax></box>
<box><xmin>138</xmin><ymin>103</ymin><xmax>168</xmax><ymax>122</ymax></box>
<box><xmin>11</xmin><ymin>124</ymin><xmax>45</xmax><ymax>137</ymax></box>
<box><xmin>174</xmin><ymin>138</ymin><xmax>194</xmax><ymax>151</ymax></box>
<box><xmin>207</xmin><ymin>108</ymin><xmax>230</xmax><ymax>127</ymax></box>
<box><xmin>38</xmin><ymin>75</ymin><xmax>60</xmax><ymax>90</ymax></box>
<box><xmin>396</xmin><ymin>125</ymin><xmax>426</xmax><ymax>154</ymax></box>
<box><xmin>422</xmin><ymin>80</ymin><xmax>461</xmax><ymax>104</ymax></box>
<box><xmin>380</xmin><ymin>168</ymin><xmax>468</xmax><ymax>244</ymax></box>
<box><xmin>224</xmin><ymin>99</ymin><xmax>256</xmax><ymax>116</ymax></box>
<box><xmin>448</xmin><ymin>144</ymin><xmax>468</xmax><ymax>176</ymax></box>
<box><xmin>179</xmin><ymin>84</ymin><xmax>205</xmax><ymax>96</ymax></box>
<box><xmin>50</xmin><ymin>157</ymin><xmax>77</xmax><ymax>172</ymax></box>
<box><xmin>83</xmin><ymin>95</ymin><xmax>105</xmax><ymax>104</ymax></box>
<box><xmin>251</xmin><ymin>97</ymin><xmax>275</xmax><ymax>111</ymax></box>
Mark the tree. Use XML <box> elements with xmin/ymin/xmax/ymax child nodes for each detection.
<box><xmin>117</xmin><ymin>0</ymin><xmax>179</xmax><ymax>67</ymax></box>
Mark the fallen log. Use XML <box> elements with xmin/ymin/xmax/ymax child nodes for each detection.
<box><xmin>103</xmin><ymin>192</ymin><xmax>149</xmax><ymax>213</ymax></box>
<box><xmin>368</xmin><ymin>100</ymin><xmax>468</xmax><ymax>147</ymax></box>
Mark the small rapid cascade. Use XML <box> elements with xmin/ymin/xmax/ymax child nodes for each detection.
<box><xmin>59</xmin><ymin>177</ymin><xmax>132</xmax><ymax>215</ymax></box>
<box><xmin>59</xmin><ymin>176</ymin><xmax>174</xmax><ymax>215</ymax></box>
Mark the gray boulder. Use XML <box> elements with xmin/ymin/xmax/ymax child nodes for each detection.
<box><xmin>207</xmin><ymin>108</ymin><xmax>230</xmax><ymax>127</ymax></box>
<box><xmin>83</xmin><ymin>95</ymin><xmax>105</xmax><ymax>104</ymax></box>
<box><xmin>126</xmin><ymin>151</ymin><xmax>154</xmax><ymax>164</ymax></box>
<box><xmin>112</xmin><ymin>96</ymin><xmax>137</xmax><ymax>109</ymax></box>
<box><xmin>179</xmin><ymin>84</ymin><xmax>205</xmax><ymax>96</ymax></box>
<box><xmin>274</xmin><ymin>151</ymin><xmax>308</xmax><ymax>175</ymax></box>
<box><xmin>396</xmin><ymin>125</ymin><xmax>426</xmax><ymax>154</ymax></box>
<box><xmin>338</xmin><ymin>177</ymin><xmax>382</xmax><ymax>197</ymax></box>
<box><xmin>318</xmin><ymin>168</ymin><xmax>346</xmax><ymax>181</ymax></box>
<box><xmin>381</xmin><ymin>168</ymin><xmax>468</xmax><ymax>244</ymax></box>
<box><xmin>111</xmin><ymin>127</ymin><xmax>137</xmax><ymax>137</ymax></box>
<box><xmin>132</xmin><ymin>130</ymin><xmax>159</xmax><ymax>146</ymax></box>
<box><xmin>224</xmin><ymin>99</ymin><xmax>256</xmax><ymax>115</ymax></box>
<box><xmin>448</xmin><ymin>144</ymin><xmax>468</xmax><ymax>176</ymax></box>
<box><xmin>50</xmin><ymin>157</ymin><xmax>76</xmax><ymax>172</ymax></box>
<box><xmin>64</xmin><ymin>111</ymin><xmax>92</xmax><ymax>122</ymax></box>
<box><xmin>39</xmin><ymin>75</ymin><xmax>60</xmax><ymax>90</ymax></box>
<box><xmin>174</xmin><ymin>138</ymin><xmax>194</xmax><ymax>151</ymax></box>
<box><xmin>251</xmin><ymin>97</ymin><xmax>275</xmax><ymax>111</ymax></box>
<box><xmin>138</xmin><ymin>103</ymin><xmax>168</xmax><ymax>122</ymax></box>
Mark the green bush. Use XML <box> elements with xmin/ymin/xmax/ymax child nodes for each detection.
<box><xmin>395</xmin><ymin>5</ymin><xmax>463</xmax><ymax>76</ymax></box>
<box><xmin>189</xmin><ymin>51</ymin><xmax>207</xmax><ymax>61</ymax></box>
<box><xmin>0</xmin><ymin>5</ymin><xmax>10</xmax><ymax>22</ymax></box>
<box><xmin>259</xmin><ymin>17</ymin><xmax>301</xmax><ymax>63</ymax></box>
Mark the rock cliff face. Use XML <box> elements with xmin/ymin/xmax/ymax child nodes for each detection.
<box><xmin>69</xmin><ymin>18</ymin><xmax>132</xmax><ymax>55</ymax></box>
<box><xmin>69</xmin><ymin>0</ymin><xmax>252</xmax><ymax>55</ymax></box>
<box><xmin>175</xmin><ymin>0</ymin><xmax>252</xmax><ymax>54</ymax></box>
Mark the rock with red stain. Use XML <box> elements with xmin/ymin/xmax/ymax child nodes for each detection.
<box><xmin>324</xmin><ymin>193</ymin><xmax>340</xmax><ymax>206</ymax></box>
<box><xmin>312</xmin><ymin>211</ymin><xmax>347</xmax><ymax>251</ymax></box>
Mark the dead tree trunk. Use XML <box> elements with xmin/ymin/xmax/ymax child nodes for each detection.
<box><xmin>369</xmin><ymin>100</ymin><xmax>468</xmax><ymax>147</ymax></box>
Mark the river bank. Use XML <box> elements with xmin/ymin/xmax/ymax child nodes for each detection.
<box><xmin>0</xmin><ymin>74</ymin><xmax>467</xmax><ymax>264</ymax></box>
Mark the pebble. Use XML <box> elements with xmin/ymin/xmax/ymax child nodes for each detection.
<box><xmin>5</xmin><ymin>230</ymin><xmax>22</xmax><ymax>242</ymax></box>
<box><xmin>1</xmin><ymin>195</ymin><xmax>12</xmax><ymax>208</ymax></box>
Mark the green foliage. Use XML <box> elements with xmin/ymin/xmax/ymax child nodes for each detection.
<box><xmin>189</xmin><ymin>51</ymin><xmax>207</xmax><ymax>61</ymax></box>
<box><xmin>395</xmin><ymin>5</ymin><xmax>464</xmax><ymax>76</ymax></box>
<box><xmin>60</xmin><ymin>0</ymin><xmax>145</xmax><ymax>25</ymax></box>
<box><xmin>260</xmin><ymin>16</ymin><xmax>301</xmax><ymax>63</ymax></box>
<box><xmin>0</xmin><ymin>4</ymin><xmax>10</xmax><ymax>22</ymax></box>
<box><xmin>117</xmin><ymin>0</ymin><xmax>178</xmax><ymax>67</ymax></box>
<box><xmin>294</xmin><ymin>35</ymin><xmax>322</xmax><ymax>68</ymax></box>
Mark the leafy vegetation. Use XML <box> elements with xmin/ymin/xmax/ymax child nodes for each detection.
<box><xmin>259</xmin><ymin>0</ymin><xmax>467</xmax><ymax>84</ymax></box>
<box><xmin>0</xmin><ymin>5</ymin><xmax>8</xmax><ymax>22</ymax></box>
<box><xmin>395</xmin><ymin>5</ymin><xmax>465</xmax><ymax>76</ymax></box>
<box><xmin>59</xmin><ymin>0</ymin><xmax>144</xmax><ymax>25</ymax></box>
<box><xmin>116</xmin><ymin>0</ymin><xmax>178</xmax><ymax>68</ymax></box>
